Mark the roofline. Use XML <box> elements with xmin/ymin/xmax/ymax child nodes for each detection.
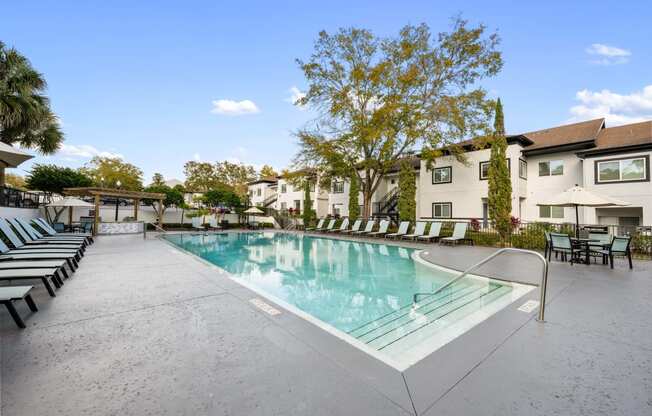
<box><xmin>521</xmin><ymin>139</ymin><xmax>596</xmax><ymax>156</ymax></box>
<box><xmin>576</xmin><ymin>143</ymin><xmax>652</xmax><ymax>158</ymax></box>
<box><xmin>247</xmin><ymin>179</ymin><xmax>278</xmax><ymax>185</ymax></box>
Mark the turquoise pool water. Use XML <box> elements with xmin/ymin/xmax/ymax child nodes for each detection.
<box><xmin>164</xmin><ymin>232</ymin><xmax>530</xmax><ymax>368</ymax></box>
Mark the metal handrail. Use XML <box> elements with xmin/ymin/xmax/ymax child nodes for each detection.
<box><xmin>144</xmin><ymin>221</ymin><xmax>166</xmax><ymax>239</ymax></box>
<box><xmin>413</xmin><ymin>248</ymin><xmax>549</xmax><ymax>322</ymax></box>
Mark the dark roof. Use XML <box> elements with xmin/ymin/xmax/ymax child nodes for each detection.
<box><xmin>520</xmin><ymin>118</ymin><xmax>605</xmax><ymax>152</ymax></box>
<box><xmin>384</xmin><ymin>156</ymin><xmax>421</xmax><ymax>173</ymax></box>
<box><xmin>589</xmin><ymin>120</ymin><xmax>652</xmax><ymax>152</ymax></box>
<box><xmin>247</xmin><ymin>177</ymin><xmax>278</xmax><ymax>185</ymax></box>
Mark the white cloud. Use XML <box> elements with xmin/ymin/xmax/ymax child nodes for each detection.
<box><xmin>285</xmin><ymin>86</ymin><xmax>306</xmax><ymax>109</ymax></box>
<box><xmin>193</xmin><ymin>153</ymin><xmax>201</xmax><ymax>162</ymax></box>
<box><xmin>210</xmin><ymin>99</ymin><xmax>259</xmax><ymax>116</ymax></box>
<box><xmin>58</xmin><ymin>144</ymin><xmax>124</xmax><ymax>160</ymax></box>
<box><xmin>569</xmin><ymin>85</ymin><xmax>652</xmax><ymax>125</ymax></box>
<box><xmin>586</xmin><ymin>43</ymin><xmax>631</xmax><ymax>65</ymax></box>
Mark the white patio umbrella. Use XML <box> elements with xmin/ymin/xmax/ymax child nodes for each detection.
<box><xmin>243</xmin><ymin>206</ymin><xmax>264</xmax><ymax>228</ymax></box>
<box><xmin>47</xmin><ymin>196</ymin><xmax>94</xmax><ymax>225</ymax></box>
<box><xmin>537</xmin><ymin>185</ymin><xmax>630</xmax><ymax>237</ymax></box>
<box><xmin>0</xmin><ymin>142</ymin><xmax>33</xmax><ymax>168</ymax></box>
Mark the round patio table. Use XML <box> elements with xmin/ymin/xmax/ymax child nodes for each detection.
<box><xmin>571</xmin><ymin>238</ymin><xmax>600</xmax><ymax>265</ymax></box>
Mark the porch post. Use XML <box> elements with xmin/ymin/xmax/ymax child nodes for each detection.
<box><xmin>93</xmin><ymin>194</ymin><xmax>100</xmax><ymax>236</ymax></box>
<box><xmin>133</xmin><ymin>198</ymin><xmax>139</xmax><ymax>220</ymax></box>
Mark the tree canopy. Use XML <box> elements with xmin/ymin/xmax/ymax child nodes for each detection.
<box><xmin>151</xmin><ymin>173</ymin><xmax>165</xmax><ymax>186</ymax></box>
<box><xmin>25</xmin><ymin>164</ymin><xmax>93</xmax><ymax>194</ymax></box>
<box><xmin>487</xmin><ymin>98</ymin><xmax>512</xmax><ymax>242</ymax></box>
<box><xmin>80</xmin><ymin>156</ymin><xmax>144</xmax><ymax>190</ymax></box>
<box><xmin>293</xmin><ymin>19</ymin><xmax>502</xmax><ymax>215</ymax></box>
<box><xmin>0</xmin><ymin>41</ymin><xmax>64</xmax><ymax>184</ymax></box>
<box><xmin>259</xmin><ymin>164</ymin><xmax>278</xmax><ymax>178</ymax></box>
<box><xmin>397</xmin><ymin>161</ymin><xmax>416</xmax><ymax>222</ymax></box>
<box><xmin>183</xmin><ymin>160</ymin><xmax>257</xmax><ymax>199</ymax></box>
<box><xmin>183</xmin><ymin>161</ymin><xmax>219</xmax><ymax>192</ymax></box>
<box><xmin>202</xmin><ymin>183</ymin><xmax>241</xmax><ymax>210</ymax></box>
<box><xmin>5</xmin><ymin>173</ymin><xmax>26</xmax><ymax>189</ymax></box>
<box><xmin>143</xmin><ymin>184</ymin><xmax>185</xmax><ymax>217</ymax></box>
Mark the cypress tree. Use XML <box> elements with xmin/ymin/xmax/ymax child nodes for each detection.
<box><xmin>302</xmin><ymin>179</ymin><xmax>315</xmax><ymax>226</ymax></box>
<box><xmin>487</xmin><ymin>98</ymin><xmax>512</xmax><ymax>243</ymax></box>
<box><xmin>397</xmin><ymin>160</ymin><xmax>417</xmax><ymax>222</ymax></box>
<box><xmin>348</xmin><ymin>173</ymin><xmax>360</xmax><ymax>221</ymax></box>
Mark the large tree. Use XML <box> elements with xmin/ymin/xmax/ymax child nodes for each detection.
<box><xmin>183</xmin><ymin>161</ymin><xmax>219</xmax><ymax>192</ymax></box>
<box><xmin>25</xmin><ymin>164</ymin><xmax>93</xmax><ymax>194</ymax></box>
<box><xmin>259</xmin><ymin>164</ymin><xmax>278</xmax><ymax>179</ymax></box>
<box><xmin>214</xmin><ymin>161</ymin><xmax>257</xmax><ymax>199</ymax></box>
<box><xmin>143</xmin><ymin>184</ymin><xmax>184</xmax><ymax>220</ymax></box>
<box><xmin>80</xmin><ymin>156</ymin><xmax>143</xmax><ymax>190</ymax></box>
<box><xmin>487</xmin><ymin>98</ymin><xmax>511</xmax><ymax>243</ymax></box>
<box><xmin>293</xmin><ymin>19</ymin><xmax>501</xmax><ymax>216</ymax></box>
<box><xmin>0</xmin><ymin>41</ymin><xmax>64</xmax><ymax>185</ymax></box>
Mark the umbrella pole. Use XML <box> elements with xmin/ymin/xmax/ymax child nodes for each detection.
<box><xmin>69</xmin><ymin>207</ymin><xmax>73</xmax><ymax>226</ymax></box>
<box><xmin>575</xmin><ymin>204</ymin><xmax>580</xmax><ymax>238</ymax></box>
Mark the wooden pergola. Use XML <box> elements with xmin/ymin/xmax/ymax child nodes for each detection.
<box><xmin>63</xmin><ymin>187</ymin><xmax>166</xmax><ymax>236</ymax></box>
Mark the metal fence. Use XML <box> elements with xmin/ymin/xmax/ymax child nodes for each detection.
<box><xmin>444</xmin><ymin>220</ymin><xmax>652</xmax><ymax>259</ymax></box>
<box><xmin>0</xmin><ymin>186</ymin><xmax>50</xmax><ymax>208</ymax></box>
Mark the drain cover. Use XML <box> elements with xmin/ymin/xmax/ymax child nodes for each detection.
<box><xmin>250</xmin><ymin>298</ymin><xmax>281</xmax><ymax>316</ymax></box>
<box><xmin>518</xmin><ymin>300</ymin><xmax>540</xmax><ymax>313</ymax></box>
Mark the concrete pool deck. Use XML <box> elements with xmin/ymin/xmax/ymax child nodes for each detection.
<box><xmin>1</xmin><ymin>231</ymin><xmax>651</xmax><ymax>415</ymax></box>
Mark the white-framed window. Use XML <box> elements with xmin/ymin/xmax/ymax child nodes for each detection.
<box><xmin>256</xmin><ymin>188</ymin><xmax>261</xmax><ymax>196</ymax></box>
<box><xmin>539</xmin><ymin>205</ymin><xmax>564</xmax><ymax>219</ymax></box>
<box><xmin>432</xmin><ymin>166</ymin><xmax>452</xmax><ymax>184</ymax></box>
<box><xmin>479</xmin><ymin>159</ymin><xmax>510</xmax><ymax>180</ymax></box>
<box><xmin>332</xmin><ymin>181</ymin><xmax>344</xmax><ymax>193</ymax></box>
<box><xmin>280</xmin><ymin>202</ymin><xmax>287</xmax><ymax>210</ymax></box>
<box><xmin>519</xmin><ymin>159</ymin><xmax>527</xmax><ymax>179</ymax></box>
<box><xmin>538</xmin><ymin>160</ymin><xmax>564</xmax><ymax>176</ymax></box>
<box><xmin>432</xmin><ymin>202</ymin><xmax>452</xmax><ymax>218</ymax></box>
<box><xmin>281</xmin><ymin>184</ymin><xmax>287</xmax><ymax>193</ymax></box>
<box><xmin>596</xmin><ymin>156</ymin><xmax>648</xmax><ymax>183</ymax></box>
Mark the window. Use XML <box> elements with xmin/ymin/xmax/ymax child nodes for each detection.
<box><xmin>280</xmin><ymin>202</ymin><xmax>287</xmax><ymax>210</ymax></box>
<box><xmin>596</xmin><ymin>156</ymin><xmax>648</xmax><ymax>183</ymax></box>
<box><xmin>538</xmin><ymin>160</ymin><xmax>564</xmax><ymax>176</ymax></box>
<box><xmin>519</xmin><ymin>159</ymin><xmax>527</xmax><ymax>179</ymax></box>
<box><xmin>479</xmin><ymin>159</ymin><xmax>510</xmax><ymax>180</ymax></box>
<box><xmin>309</xmin><ymin>182</ymin><xmax>316</xmax><ymax>192</ymax></box>
<box><xmin>390</xmin><ymin>179</ymin><xmax>396</xmax><ymax>185</ymax></box>
<box><xmin>332</xmin><ymin>204</ymin><xmax>342</xmax><ymax>216</ymax></box>
<box><xmin>256</xmin><ymin>188</ymin><xmax>261</xmax><ymax>196</ymax></box>
<box><xmin>294</xmin><ymin>200</ymin><xmax>301</xmax><ymax>211</ymax></box>
<box><xmin>539</xmin><ymin>205</ymin><xmax>564</xmax><ymax>219</ymax></box>
<box><xmin>432</xmin><ymin>166</ymin><xmax>452</xmax><ymax>184</ymax></box>
<box><xmin>432</xmin><ymin>202</ymin><xmax>452</xmax><ymax>218</ymax></box>
<box><xmin>281</xmin><ymin>184</ymin><xmax>287</xmax><ymax>193</ymax></box>
<box><xmin>332</xmin><ymin>181</ymin><xmax>344</xmax><ymax>193</ymax></box>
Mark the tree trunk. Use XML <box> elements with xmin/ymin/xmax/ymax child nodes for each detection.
<box><xmin>0</xmin><ymin>166</ymin><xmax>5</xmax><ymax>187</ymax></box>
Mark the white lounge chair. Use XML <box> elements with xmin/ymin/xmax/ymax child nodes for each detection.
<box><xmin>319</xmin><ymin>219</ymin><xmax>336</xmax><ymax>232</ymax></box>
<box><xmin>367</xmin><ymin>220</ymin><xmax>389</xmax><ymax>237</ymax></box>
<box><xmin>341</xmin><ymin>219</ymin><xmax>362</xmax><ymax>234</ymax></box>
<box><xmin>440</xmin><ymin>223</ymin><xmax>474</xmax><ymax>245</ymax></box>
<box><xmin>329</xmin><ymin>218</ymin><xmax>349</xmax><ymax>233</ymax></box>
<box><xmin>305</xmin><ymin>218</ymin><xmax>325</xmax><ymax>232</ymax></box>
<box><xmin>386</xmin><ymin>221</ymin><xmax>410</xmax><ymax>239</ymax></box>
<box><xmin>403</xmin><ymin>222</ymin><xmax>426</xmax><ymax>240</ymax></box>
<box><xmin>191</xmin><ymin>217</ymin><xmax>205</xmax><ymax>231</ymax></box>
<box><xmin>417</xmin><ymin>222</ymin><xmax>442</xmax><ymax>242</ymax></box>
<box><xmin>353</xmin><ymin>220</ymin><xmax>375</xmax><ymax>235</ymax></box>
<box><xmin>208</xmin><ymin>217</ymin><xmax>221</xmax><ymax>230</ymax></box>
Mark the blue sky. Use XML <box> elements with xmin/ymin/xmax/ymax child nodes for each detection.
<box><xmin>2</xmin><ymin>0</ymin><xmax>651</xmax><ymax>183</ymax></box>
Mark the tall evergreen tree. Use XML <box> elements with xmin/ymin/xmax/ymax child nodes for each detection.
<box><xmin>397</xmin><ymin>160</ymin><xmax>416</xmax><ymax>222</ymax></box>
<box><xmin>487</xmin><ymin>98</ymin><xmax>512</xmax><ymax>243</ymax></box>
<box><xmin>347</xmin><ymin>173</ymin><xmax>360</xmax><ymax>221</ymax></box>
<box><xmin>301</xmin><ymin>179</ymin><xmax>315</xmax><ymax>226</ymax></box>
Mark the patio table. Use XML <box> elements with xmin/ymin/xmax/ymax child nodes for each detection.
<box><xmin>571</xmin><ymin>238</ymin><xmax>600</xmax><ymax>265</ymax></box>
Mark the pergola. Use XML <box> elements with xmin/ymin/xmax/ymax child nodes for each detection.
<box><xmin>63</xmin><ymin>187</ymin><xmax>166</xmax><ymax>236</ymax></box>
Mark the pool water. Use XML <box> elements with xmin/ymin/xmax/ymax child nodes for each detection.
<box><xmin>164</xmin><ymin>232</ymin><xmax>534</xmax><ymax>369</ymax></box>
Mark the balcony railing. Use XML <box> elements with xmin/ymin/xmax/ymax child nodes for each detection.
<box><xmin>0</xmin><ymin>186</ymin><xmax>50</xmax><ymax>208</ymax></box>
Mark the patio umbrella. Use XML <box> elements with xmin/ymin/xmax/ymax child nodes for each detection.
<box><xmin>537</xmin><ymin>185</ymin><xmax>629</xmax><ymax>237</ymax></box>
<box><xmin>243</xmin><ymin>206</ymin><xmax>264</xmax><ymax>228</ymax></box>
<box><xmin>0</xmin><ymin>142</ymin><xmax>33</xmax><ymax>168</ymax></box>
<box><xmin>47</xmin><ymin>196</ymin><xmax>94</xmax><ymax>225</ymax></box>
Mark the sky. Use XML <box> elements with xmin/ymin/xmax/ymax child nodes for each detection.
<box><xmin>2</xmin><ymin>0</ymin><xmax>651</xmax><ymax>183</ymax></box>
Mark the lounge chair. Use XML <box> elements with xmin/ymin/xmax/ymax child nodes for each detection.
<box><xmin>0</xmin><ymin>268</ymin><xmax>64</xmax><ymax>297</ymax></box>
<box><xmin>439</xmin><ymin>223</ymin><xmax>474</xmax><ymax>246</ymax></box>
<box><xmin>319</xmin><ymin>220</ymin><xmax>336</xmax><ymax>233</ymax></box>
<box><xmin>12</xmin><ymin>218</ymin><xmax>88</xmax><ymax>249</ymax></box>
<box><xmin>3</xmin><ymin>219</ymin><xmax>85</xmax><ymax>254</ymax></box>
<box><xmin>329</xmin><ymin>218</ymin><xmax>349</xmax><ymax>233</ymax></box>
<box><xmin>305</xmin><ymin>219</ymin><xmax>325</xmax><ymax>232</ymax></box>
<box><xmin>32</xmin><ymin>218</ymin><xmax>93</xmax><ymax>244</ymax></box>
<box><xmin>191</xmin><ymin>217</ymin><xmax>205</xmax><ymax>231</ymax></box>
<box><xmin>386</xmin><ymin>221</ymin><xmax>410</xmax><ymax>239</ymax></box>
<box><xmin>590</xmin><ymin>235</ymin><xmax>633</xmax><ymax>269</ymax></box>
<box><xmin>1</xmin><ymin>286</ymin><xmax>38</xmax><ymax>328</ymax></box>
<box><xmin>353</xmin><ymin>220</ymin><xmax>375</xmax><ymax>235</ymax></box>
<box><xmin>0</xmin><ymin>240</ymin><xmax>79</xmax><ymax>271</ymax></box>
<box><xmin>367</xmin><ymin>220</ymin><xmax>389</xmax><ymax>237</ymax></box>
<box><xmin>0</xmin><ymin>221</ymin><xmax>82</xmax><ymax>258</ymax></box>
<box><xmin>341</xmin><ymin>219</ymin><xmax>362</xmax><ymax>234</ymax></box>
<box><xmin>403</xmin><ymin>222</ymin><xmax>426</xmax><ymax>240</ymax></box>
<box><xmin>417</xmin><ymin>222</ymin><xmax>442</xmax><ymax>242</ymax></box>
<box><xmin>208</xmin><ymin>217</ymin><xmax>222</xmax><ymax>231</ymax></box>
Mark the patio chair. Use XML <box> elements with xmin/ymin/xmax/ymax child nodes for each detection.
<box><xmin>587</xmin><ymin>232</ymin><xmax>613</xmax><ymax>264</ymax></box>
<box><xmin>340</xmin><ymin>219</ymin><xmax>362</xmax><ymax>234</ymax></box>
<box><xmin>32</xmin><ymin>218</ymin><xmax>92</xmax><ymax>244</ymax></box>
<box><xmin>191</xmin><ymin>217</ymin><xmax>205</xmax><ymax>231</ymax></box>
<box><xmin>319</xmin><ymin>219</ymin><xmax>336</xmax><ymax>232</ymax></box>
<box><xmin>590</xmin><ymin>235</ymin><xmax>633</xmax><ymax>269</ymax></box>
<box><xmin>0</xmin><ymin>268</ymin><xmax>64</xmax><ymax>297</ymax></box>
<box><xmin>305</xmin><ymin>218</ymin><xmax>325</xmax><ymax>232</ymax></box>
<box><xmin>0</xmin><ymin>286</ymin><xmax>38</xmax><ymax>328</ymax></box>
<box><xmin>329</xmin><ymin>218</ymin><xmax>349</xmax><ymax>233</ymax></box>
<box><xmin>367</xmin><ymin>220</ymin><xmax>389</xmax><ymax>237</ymax></box>
<box><xmin>417</xmin><ymin>222</ymin><xmax>442</xmax><ymax>242</ymax></box>
<box><xmin>439</xmin><ymin>223</ymin><xmax>474</xmax><ymax>246</ymax></box>
<box><xmin>6</xmin><ymin>219</ymin><xmax>86</xmax><ymax>253</ymax></box>
<box><xmin>208</xmin><ymin>217</ymin><xmax>222</xmax><ymax>231</ymax></box>
<box><xmin>386</xmin><ymin>221</ymin><xmax>410</xmax><ymax>239</ymax></box>
<box><xmin>53</xmin><ymin>222</ymin><xmax>65</xmax><ymax>233</ymax></box>
<box><xmin>0</xmin><ymin>220</ymin><xmax>83</xmax><ymax>258</ymax></box>
<box><xmin>403</xmin><ymin>222</ymin><xmax>426</xmax><ymax>240</ymax></box>
<box><xmin>549</xmin><ymin>232</ymin><xmax>583</xmax><ymax>265</ymax></box>
<box><xmin>0</xmin><ymin>239</ymin><xmax>80</xmax><ymax>271</ymax></box>
<box><xmin>353</xmin><ymin>220</ymin><xmax>376</xmax><ymax>235</ymax></box>
<box><xmin>13</xmin><ymin>218</ymin><xmax>88</xmax><ymax>249</ymax></box>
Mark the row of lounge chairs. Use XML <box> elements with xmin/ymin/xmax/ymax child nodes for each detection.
<box><xmin>0</xmin><ymin>217</ymin><xmax>93</xmax><ymax>328</ymax></box>
<box><xmin>305</xmin><ymin>219</ymin><xmax>474</xmax><ymax>245</ymax></box>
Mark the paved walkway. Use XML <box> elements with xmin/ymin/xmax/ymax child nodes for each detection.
<box><xmin>1</xmin><ymin>232</ymin><xmax>650</xmax><ymax>415</ymax></box>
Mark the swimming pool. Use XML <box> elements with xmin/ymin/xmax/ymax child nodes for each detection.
<box><xmin>164</xmin><ymin>232</ymin><xmax>534</xmax><ymax>369</ymax></box>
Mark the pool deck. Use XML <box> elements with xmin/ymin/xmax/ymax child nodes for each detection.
<box><xmin>1</xmin><ymin>231</ymin><xmax>651</xmax><ymax>415</ymax></box>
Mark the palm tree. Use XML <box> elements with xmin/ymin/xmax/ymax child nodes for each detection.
<box><xmin>0</xmin><ymin>41</ymin><xmax>63</xmax><ymax>185</ymax></box>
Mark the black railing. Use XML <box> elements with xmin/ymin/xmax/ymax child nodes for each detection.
<box><xmin>0</xmin><ymin>186</ymin><xmax>50</xmax><ymax>208</ymax></box>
